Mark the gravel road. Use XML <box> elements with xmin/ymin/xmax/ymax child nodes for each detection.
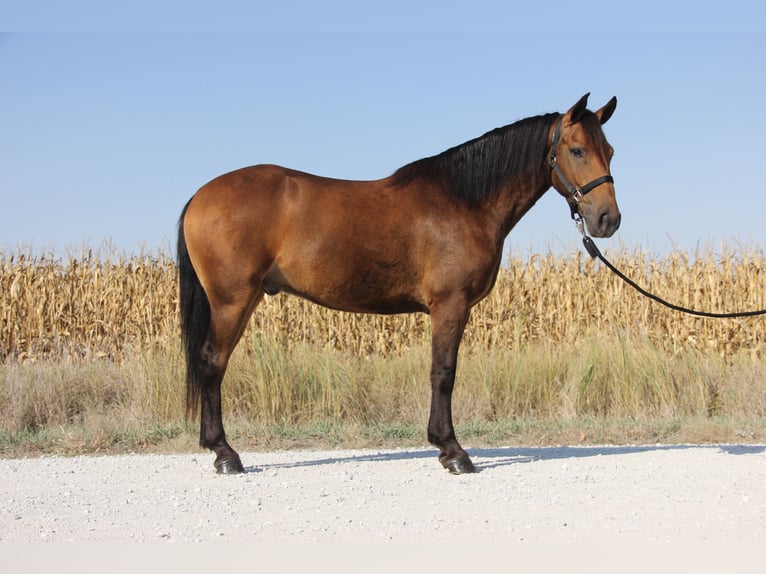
<box><xmin>2</xmin><ymin>444</ymin><xmax>765</xmax><ymax>547</ymax></box>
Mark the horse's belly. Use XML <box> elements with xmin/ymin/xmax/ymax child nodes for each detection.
<box><xmin>262</xmin><ymin>266</ymin><xmax>426</xmax><ymax>315</ymax></box>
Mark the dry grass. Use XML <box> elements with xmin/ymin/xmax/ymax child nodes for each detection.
<box><xmin>1</xmin><ymin>244</ymin><xmax>765</xmax><ymax>454</ymax></box>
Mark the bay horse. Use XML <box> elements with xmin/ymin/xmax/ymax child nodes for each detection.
<box><xmin>178</xmin><ymin>93</ymin><xmax>620</xmax><ymax>474</ymax></box>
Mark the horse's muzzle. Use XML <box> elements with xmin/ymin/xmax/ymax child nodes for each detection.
<box><xmin>583</xmin><ymin>204</ymin><xmax>621</xmax><ymax>238</ymax></box>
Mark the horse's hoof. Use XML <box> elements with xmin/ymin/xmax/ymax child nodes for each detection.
<box><xmin>215</xmin><ymin>455</ymin><xmax>244</xmax><ymax>474</ymax></box>
<box><xmin>441</xmin><ymin>454</ymin><xmax>477</xmax><ymax>475</ymax></box>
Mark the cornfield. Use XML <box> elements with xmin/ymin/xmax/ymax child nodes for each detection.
<box><xmin>2</xmin><ymin>244</ymin><xmax>766</xmax><ymax>449</ymax></box>
<box><xmin>2</xmin><ymin>244</ymin><xmax>765</xmax><ymax>362</ymax></box>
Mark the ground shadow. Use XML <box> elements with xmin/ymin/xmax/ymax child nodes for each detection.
<box><xmin>242</xmin><ymin>443</ymin><xmax>765</xmax><ymax>474</ymax></box>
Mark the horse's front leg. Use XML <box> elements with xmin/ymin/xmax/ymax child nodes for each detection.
<box><xmin>427</xmin><ymin>302</ymin><xmax>477</xmax><ymax>475</ymax></box>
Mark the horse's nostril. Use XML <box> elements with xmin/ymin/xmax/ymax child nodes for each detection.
<box><xmin>598</xmin><ymin>210</ymin><xmax>621</xmax><ymax>235</ymax></box>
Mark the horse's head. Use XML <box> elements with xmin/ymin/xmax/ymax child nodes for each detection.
<box><xmin>549</xmin><ymin>93</ymin><xmax>621</xmax><ymax>238</ymax></box>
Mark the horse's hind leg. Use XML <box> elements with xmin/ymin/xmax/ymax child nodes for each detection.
<box><xmin>199</xmin><ymin>291</ymin><xmax>264</xmax><ymax>474</ymax></box>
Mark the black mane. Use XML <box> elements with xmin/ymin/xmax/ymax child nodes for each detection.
<box><xmin>391</xmin><ymin>113</ymin><xmax>558</xmax><ymax>207</ymax></box>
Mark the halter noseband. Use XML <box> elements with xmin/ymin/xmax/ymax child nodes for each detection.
<box><xmin>549</xmin><ymin>116</ymin><xmax>614</xmax><ymax>219</ymax></box>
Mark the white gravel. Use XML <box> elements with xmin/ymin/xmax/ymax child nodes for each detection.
<box><xmin>2</xmin><ymin>444</ymin><xmax>765</xmax><ymax>547</ymax></box>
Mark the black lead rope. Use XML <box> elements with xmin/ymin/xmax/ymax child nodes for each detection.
<box><xmin>580</xmin><ymin>233</ymin><xmax>766</xmax><ymax>319</ymax></box>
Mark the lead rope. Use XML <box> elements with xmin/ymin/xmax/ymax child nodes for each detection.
<box><xmin>574</xmin><ymin>217</ymin><xmax>766</xmax><ymax>318</ymax></box>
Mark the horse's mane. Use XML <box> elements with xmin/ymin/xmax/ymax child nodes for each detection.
<box><xmin>391</xmin><ymin>113</ymin><xmax>558</xmax><ymax>207</ymax></box>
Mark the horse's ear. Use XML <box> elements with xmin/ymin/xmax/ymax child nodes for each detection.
<box><xmin>595</xmin><ymin>96</ymin><xmax>617</xmax><ymax>125</ymax></box>
<box><xmin>567</xmin><ymin>93</ymin><xmax>590</xmax><ymax>124</ymax></box>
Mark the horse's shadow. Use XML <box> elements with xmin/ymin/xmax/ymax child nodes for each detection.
<box><xmin>242</xmin><ymin>443</ymin><xmax>765</xmax><ymax>474</ymax></box>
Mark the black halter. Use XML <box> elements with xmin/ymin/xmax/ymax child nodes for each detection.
<box><xmin>548</xmin><ymin>116</ymin><xmax>614</xmax><ymax>219</ymax></box>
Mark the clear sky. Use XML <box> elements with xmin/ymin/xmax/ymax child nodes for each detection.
<box><xmin>2</xmin><ymin>1</ymin><xmax>765</xmax><ymax>261</ymax></box>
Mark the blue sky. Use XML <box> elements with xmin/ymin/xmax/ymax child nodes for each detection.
<box><xmin>2</xmin><ymin>2</ymin><xmax>765</xmax><ymax>261</ymax></box>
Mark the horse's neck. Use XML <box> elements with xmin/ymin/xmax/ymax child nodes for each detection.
<box><xmin>486</xmin><ymin>172</ymin><xmax>553</xmax><ymax>245</ymax></box>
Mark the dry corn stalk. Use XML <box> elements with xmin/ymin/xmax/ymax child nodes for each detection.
<box><xmin>1</xmin><ymin>245</ymin><xmax>764</xmax><ymax>362</ymax></box>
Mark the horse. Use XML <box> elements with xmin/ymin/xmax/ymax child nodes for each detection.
<box><xmin>177</xmin><ymin>93</ymin><xmax>620</xmax><ymax>475</ymax></box>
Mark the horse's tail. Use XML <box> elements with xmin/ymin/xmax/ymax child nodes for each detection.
<box><xmin>177</xmin><ymin>200</ymin><xmax>209</xmax><ymax>421</ymax></box>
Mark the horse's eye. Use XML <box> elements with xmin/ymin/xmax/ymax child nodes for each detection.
<box><xmin>570</xmin><ymin>148</ymin><xmax>584</xmax><ymax>159</ymax></box>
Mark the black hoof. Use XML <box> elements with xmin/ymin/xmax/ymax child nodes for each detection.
<box><xmin>215</xmin><ymin>455</ymin><xmax>244</xmax><ymax>474</ymax></box>
<box><xmin>441</xmin><ymin>454</ymin><xmax>477</xmax><ymax>475</ymax></box>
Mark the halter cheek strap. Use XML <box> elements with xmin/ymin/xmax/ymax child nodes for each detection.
<box><xmin>549</xmin><ymin>117</ymin><xmax>614</xmax><ymax>219</ymax></box>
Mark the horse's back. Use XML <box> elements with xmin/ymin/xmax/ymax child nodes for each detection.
<box><xmin>189</xmin><ymin>164</ymin><xmax>296</xmax><ymax>209</ymax></box>
<box><xmin>188</xmin><ymin>163</ymin><xmax>392</xmax><ymax>217</ymax></box>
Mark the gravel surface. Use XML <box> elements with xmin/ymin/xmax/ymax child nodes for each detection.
<box><xmin>2</xmin><ymin>444</ymin><xmax>765</xmax><ymax>545</ymax></box>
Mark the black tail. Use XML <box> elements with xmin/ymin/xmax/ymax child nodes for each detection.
<box><xmin>177</xmin><ymin>200</ymin><xmax>209</xmax><ymax>421</ymax></box>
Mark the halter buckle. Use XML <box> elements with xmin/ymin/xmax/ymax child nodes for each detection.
<box><xmin>568</xmin><ymin>187</ymin><xmax>583</xmax><ymax>220</ymax></box>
